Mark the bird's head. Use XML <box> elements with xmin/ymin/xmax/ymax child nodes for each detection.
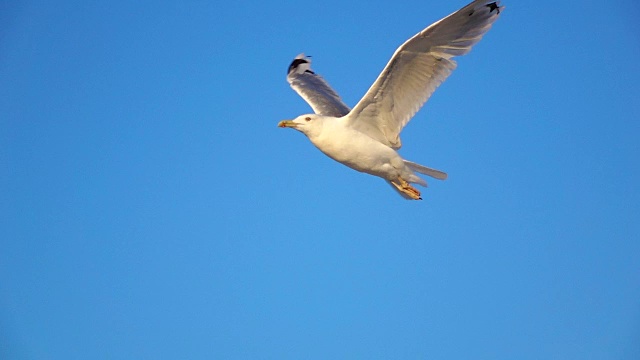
<box><xmin>278</xmin><ymin>114</ymin><xmax>325</xmax><ymax>138</ymax></box>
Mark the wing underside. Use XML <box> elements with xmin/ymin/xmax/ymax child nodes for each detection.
<box><xmin>287</xmin><ymin>54</ymin><xmax>351</xmax><ymax>117</ymax></box>
<box><xmin>346</xmin><ymin>0</ymin><xmax>503</xmax><ymax>149</ymax></box>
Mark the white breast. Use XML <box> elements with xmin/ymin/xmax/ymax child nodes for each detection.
<box><xmin>310</xmin><ymin>121</ymin><xmax>401</xmax><ymax>176</ymax></box>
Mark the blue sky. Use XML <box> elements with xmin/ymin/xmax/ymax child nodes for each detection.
<box><xmin>1</xmin><ymin>0</ymin><xmax>639</xmax><ymax>358</ymax></box>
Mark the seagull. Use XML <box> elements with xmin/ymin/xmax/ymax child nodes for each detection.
<box><xmin>278</xmin><ymin>0</ymin><xmax>503</xmax><ymax>200</ymax></box>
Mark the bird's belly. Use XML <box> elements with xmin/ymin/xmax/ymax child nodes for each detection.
<box><xmin>312</xmin><ymin>132</ymin><xmax>401</xmax><ymax>178</ymax></box>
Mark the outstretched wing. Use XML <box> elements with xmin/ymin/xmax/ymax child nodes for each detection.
<box><xmin>345</xmin><ymin>0</ymin><xmax>503</xmax><ymax>149</ymax></box>
<box><xmin>287</xmin><ymin>54</ymin><xmax>351</xmax><ymax>117</ymax></box>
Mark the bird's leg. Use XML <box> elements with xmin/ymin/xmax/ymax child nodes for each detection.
<box><xmin>391</xmin><ymin>177</ymin><xmax>422</xmax><ymax>200</ymax></box>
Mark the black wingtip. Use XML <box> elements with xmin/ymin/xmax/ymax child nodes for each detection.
<box><xmin>486</xmin><ymin>2</ymin><xmax>500</xmax><ymax>14</ymax></box>
<box><xmin>469</xmin><ymin>1</ymin><xmax>501</xmax><ymax>16</ymax></box>
<box><xmin>287</xmin><ymin>57</ymin><xmax>315</xmax><ymax>75</ymax></box>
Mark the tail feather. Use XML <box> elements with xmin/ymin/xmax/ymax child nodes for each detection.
<box><xmin>404</xmin><ymin>160</ymin><xmax>448</xmax><ymax>180</ymax></box>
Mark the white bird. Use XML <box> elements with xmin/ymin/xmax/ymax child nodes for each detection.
<box><xmin>279</xmin><ymin>0</ymin><xmax>503</xmax><ymax>200</ymax></box>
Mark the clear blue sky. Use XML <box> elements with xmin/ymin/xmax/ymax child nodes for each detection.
<box><xmin>2</xmin><ymin>0</ymin><xmax>639</xmax><ymax>358</ymax></box>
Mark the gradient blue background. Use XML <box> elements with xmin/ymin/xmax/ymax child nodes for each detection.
<box><xmin>2</xmin><ymin>1</ymin><xmax>639</xmax><ymax>358</ymax></box>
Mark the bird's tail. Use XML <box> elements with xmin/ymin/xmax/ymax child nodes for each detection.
<box><xmin>404</xmin><ymin>160</ymin><xmax>448</xmax><ymax>180</ymax></box>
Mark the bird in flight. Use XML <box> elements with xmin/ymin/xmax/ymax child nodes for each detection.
<box><xmin>279</xmin><ymin>0</ymin><xmax>503</xmax><ymax>200</ymax></box>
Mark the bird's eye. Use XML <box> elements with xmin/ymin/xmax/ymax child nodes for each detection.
<box><xmin>305</xmin><ymin>117</ymin><xmax>311</xmax><ymax>121</ymax></box>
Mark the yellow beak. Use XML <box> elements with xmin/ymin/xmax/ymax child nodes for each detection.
<box><xmin>278</xmin><ymin>120</ymin><xmax>298</xmax><ymax>128</ymax></box>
